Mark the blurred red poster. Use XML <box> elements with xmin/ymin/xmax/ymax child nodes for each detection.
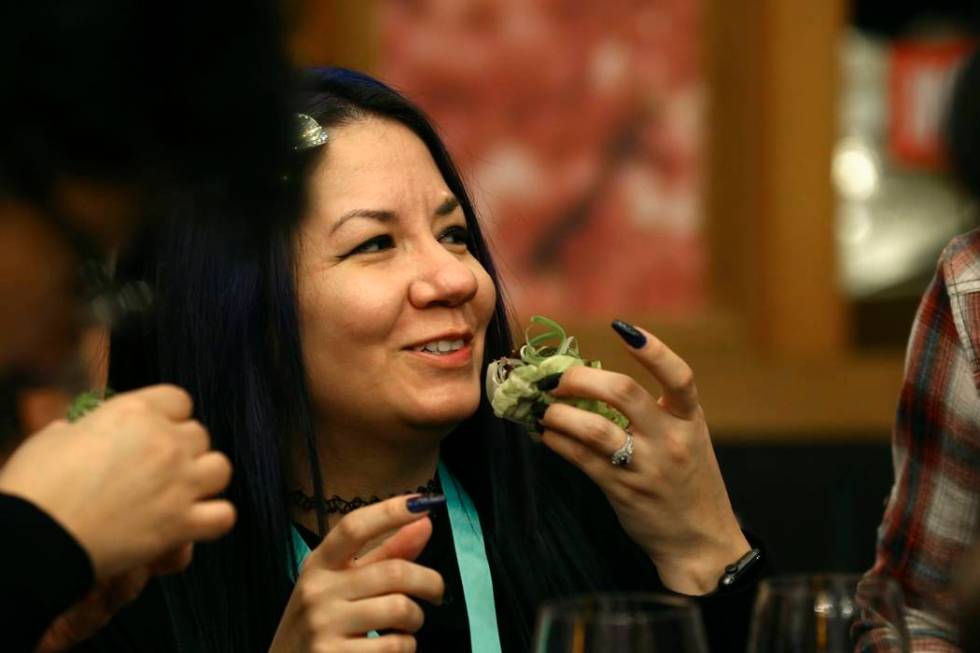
<box><xmin>888</xmin><ymin>39</ymin><xmax>975</xmax><ymax>170</ymax></box>
<box><xmin>380</xmin><ymin>0</ymin><xmax>705</xmax><ymax>319</ymax></box>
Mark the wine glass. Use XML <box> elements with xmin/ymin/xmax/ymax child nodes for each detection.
<box><xmin>533</xmin><ymin>593</ymin><xmax>710</xmax><ymax>652</ymax></box>
<box><xmin>748</xmin><ymin>574</ymin><xmax>909</xmax><ymax>652</ymax></box>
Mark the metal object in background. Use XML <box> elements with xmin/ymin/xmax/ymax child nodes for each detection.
<box><xmin>835</xmin><ymin>30</ymin><xmax>976</xmax><ymax>301</ymax></box>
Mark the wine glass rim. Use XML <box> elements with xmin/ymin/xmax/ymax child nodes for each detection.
<box><xmin>537</xmin><ymin>592</ymin><xmax>700</xmax><ymax>623</ymax></box>
<box><xmin>766</xmin><ymin>572</ymin><xmax>862</xmax><ymax>582</ymax></box>
<box><xmin>762</xmin><ymin>572</ymin><xmax>897</xmax><ymax>582</ymax></box>
<box><xmin>760</xmin><ymin>573</ymin><xmax>903</xmax><ymax>592</ymax></box>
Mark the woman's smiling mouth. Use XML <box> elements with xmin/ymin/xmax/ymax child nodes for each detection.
<box><xmin>406</xmin><ymin>332</ymin><xmax>475</xmax><ymax>367</ymax></box>
<box><xmin>419</xmin><ymin>338</ymin><xmax>465</xmax><ymax>354</ymax></box>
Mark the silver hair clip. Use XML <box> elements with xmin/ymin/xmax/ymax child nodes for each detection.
<box><xmin>294</xmin><ymin>113</ymin><xmax>328</xmax><ymax>151</ymax></box>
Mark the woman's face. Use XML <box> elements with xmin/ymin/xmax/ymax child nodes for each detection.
<box><xmin>294</xmin><ymin>116</ymin><xmax>497</xmax><ymax>442</ymax></box>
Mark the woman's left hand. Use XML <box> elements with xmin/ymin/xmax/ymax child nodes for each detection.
<box><xmin>537</xmin><ymin>320</ymin><xmax>751</xmax><ymax>595</ymax></box>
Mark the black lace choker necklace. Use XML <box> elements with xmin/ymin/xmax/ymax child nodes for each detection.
<box><xmin>288</xmin><ymin>477</ymin><xmax>442</xmax><ymax>515</ymax></box>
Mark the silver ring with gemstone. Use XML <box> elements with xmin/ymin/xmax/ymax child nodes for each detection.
<box><xmin>610</xmin><ymin>429</ymin><xmax>634</xmax><ymax>467</ymax></box>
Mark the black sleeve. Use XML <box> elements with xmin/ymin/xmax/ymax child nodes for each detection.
<box><xmin>0</xmin><ymin>493</ymin><xmax>94</xmax><ymax>652</ymax></box>
<box><xmin>690</xmin><ymin>532</ymin><xmax>769</xmax><ymax>653</ymax></box>
<box><xmin>694</xmin><ymin>576</ymin><xmax>763</xmax><ymax>653</ymax></box>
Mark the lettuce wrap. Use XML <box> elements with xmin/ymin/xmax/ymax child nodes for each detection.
<box><xmin>485</xmin><ymin>316</ymin><xmax>629</xmax><ymax>438</ymax></box>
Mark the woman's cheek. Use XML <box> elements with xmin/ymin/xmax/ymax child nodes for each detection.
<box><xmin>473</xmin><ymin>264</ymin><xmax>497</xmax><ymax>319</ymax></box>
<box><xmin>321</xmin><ymin>268</ymin><xmax>400</xmax><ymax>326</ymax></box>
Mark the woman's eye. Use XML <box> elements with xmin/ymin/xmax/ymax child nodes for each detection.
<box><xmin>439</xmin><ymin>225</ymin><xmax>470</xmax><ymax>248</ymax></box>
<box><xmin>344</xmin><ymin>234</ymin><xmax>394</xmax><ymax>257</ymax></box>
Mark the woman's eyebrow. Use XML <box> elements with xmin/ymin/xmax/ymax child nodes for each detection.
<box><xmin>435</xmin><ymin>196</ymin><xmax>460</xmax><ymax>216</ymax></box>
<box><xmin>330</xmin><ymin>209</ymin><xmax>395</xmax><ymax>235</ymax></box>
<box><xmin>331</xmin><ymin>197</ymin><xmax>457</xmax><ymax>233</ymax></box>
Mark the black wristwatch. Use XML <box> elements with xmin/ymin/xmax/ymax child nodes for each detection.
<box><xmin>717</xmin><ymin>547</ymin><xmax>764</xmax><ymax>590</ymax></box>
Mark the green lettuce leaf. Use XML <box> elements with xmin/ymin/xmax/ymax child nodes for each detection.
<box><xmin>486</xmin><ymin>316</ymin><xmax>629</xmax><ymax>436</ymax></box>
<box><xmin>66</xmin><ymin>389</ymin><xmax>114</xmax><ymax>422</ymax></box>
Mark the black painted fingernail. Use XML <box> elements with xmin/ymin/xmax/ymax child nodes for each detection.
<box><xmin>537</xmin><ymin>373</ymin><xmax>562</xmax><ymax>391</ymax></box>
<box><xmin>407</xmin><ymin>494</ymin><xmax>446</xmax><ymax>513</ymax></box>
<box><xmin>611</xmin><ymin>319</ymin><xmax>647</xmax><ymax>348</ymax></box>
<box><xmin>531</xmin><ymin>403</ymin><xmax>549</xmax><ymax>433</ymax></box>
<box><xmin>531</xmin><ymin>402</ymin><xmax>548</xmax><ymax>420</ymax></box>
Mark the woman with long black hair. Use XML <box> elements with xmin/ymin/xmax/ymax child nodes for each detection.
<box><xmin>90</xmin><ymin>68</ymin><xmax>765</xmax><ymax>653</ymax></box>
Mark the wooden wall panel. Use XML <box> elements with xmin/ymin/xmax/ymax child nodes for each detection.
<box><xmin>289</xmin><ymin>0</ymin><xmax>380</xmax><ymax>71</ymax></box>
<box><xmin>758</xmin><ymin>0</ymin><xmax>849</xmax><ymax>356</ymax></box>
<box><xmin>705</xmin><ymin>0</ymin><xmax>848</xmax><ymax>357</ymax></box>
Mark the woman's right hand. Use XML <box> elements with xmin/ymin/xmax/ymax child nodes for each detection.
<box><xmin>269</xmin><ymin>496</ymin><xmax>445</xmax><ymax>653</ymax></box>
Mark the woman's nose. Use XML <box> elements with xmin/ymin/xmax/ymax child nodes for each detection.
<box><xmin>408</xmin><ymin>245</ymin><xmax>478</xmax><ymax>309</ymax></box>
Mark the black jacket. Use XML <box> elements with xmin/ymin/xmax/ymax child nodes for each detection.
<box><xmin>0</xmin><ymin>493</ymin><xmax>94</xmax><ymax>652</ymax></box>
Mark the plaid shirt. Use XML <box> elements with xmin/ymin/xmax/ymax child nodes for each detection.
<box><xmin>860</xmin><ymin>229</ymin><xmax>980</xmax><ymax>652</ymax></box>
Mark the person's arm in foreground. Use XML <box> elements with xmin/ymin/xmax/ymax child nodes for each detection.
<box><xmin>0</xmin><ymin>385</ymin><xmax>235</xmax><ymax>652</ymax></box>
<box><xmin>859</xmin><ymin>238</ymin><xmax>980</xmax><ymax>652</ymax></box>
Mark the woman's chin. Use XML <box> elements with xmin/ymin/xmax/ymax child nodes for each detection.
<box><xmin>402</xmin><ymin>393</ymin><xmax>481</xmax><ymax>432</ymax></box>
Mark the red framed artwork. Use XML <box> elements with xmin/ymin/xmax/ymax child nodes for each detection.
<box><xmin>379</xmin><ymin>0</ymin><xmax>706</xmax><ymax>320</ymax></box>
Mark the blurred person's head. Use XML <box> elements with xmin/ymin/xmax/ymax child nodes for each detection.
<box><xmin>947</xmin><ymin>49</ymin><xmax>980</xmax><ymax>200</ymax></box>
<box><xmin>0</xmin><ymin>0</ymin><xmax>296</xmax><ymax>434</ymax></box>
